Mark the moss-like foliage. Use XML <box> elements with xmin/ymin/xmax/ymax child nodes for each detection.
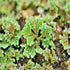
<box><xmin>19</xmin><ymin>60</ymin><xmax>54</xmax><ymax>70</ymax></box>
<box><xmin>0</xmin><ymin>0</ymin><xmax>70</xmax><ymax>70</ymax></box>
<box><xmin>64</xmin><ymin>0</ymin><xmax>70</xmax><ymax>17</ymax></box>
<box><xmin>0</xmin><ymin>16</ymin><xmax>23</xmax><ymax>70</ymax></box>
<box><xmin>19</xmin><ymin>60</ymin><xmax>34</xmax><ymax>70</ymax></box>
<box><xmin>60</xmin><ymin>28</ymin><xmax>70</xmax><ymax>55</ymax></box>
<box><xmin>0</xmin><ymin>46</ymin><xmax>23</xmax><ymax>70</ymax></box>
<box><xmin>0</xmin><ymin>0</ymin><xmax>15</xmax><ymax>15</ymax></box>
<box><xmin>43</xmin><ymin>48</ymin><xmax>57</xmax><ymax>64</ymax></box>
<box><xmin>23</xmin><ymin>16</ymin><xmax>52</xmax><ymax>58</ymax></box>
<box><xmin>0</xmin><ymin>17</ymin><xmax>22</xmax><ymax>49</ymax></box>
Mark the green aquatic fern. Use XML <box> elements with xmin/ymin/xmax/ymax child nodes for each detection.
<box><xmin>19</xmin><ymin>60</ymin><xmax>34</xmax><ymax>70</ymax></box>
<box><xmin>0</xmin><ymin>17</ymin><xmax>22</xmax><ymax>49</ymax></box>
<box><xmin>23</xmin><ymin>16</ymin><xmax>52</xmax><ymax>58</ymax></box>
<box><xmin>16</xmin><ymin>0</ymin><xmax>41</xmax><ymax>11</ymax></box>
<box><xmin>60</xmin><ymin>28</ymin><xmax>70</xmax><ymax>55</ymax></box>
<box><xmin>0</xmin><ymin>46</ymin><xmax>23</xmax><ymax>70</ymax></box>
<box><xmin>64</xmin><ymin>1</ymin><xmax>70</xmax><ymax>17</ymax></box>
<box><xmin>43</xmin><ymin>48</ymin><xmax>57</xmax><ymax>64</ymax></box>
<box><xmin>23</xmin><ymin>45</ymin><xmax>36</xmax><ymax>58</ymax></box>
<box><xmin>19</xmin><ymin>60</ymin><xmax>54</xmax><ymax>70</ymax></box>
<box><xmin>23</xmin><ymin>16</ymin><xmax>52</xmax><ymax>47</ymax></box>
<box><xmin>23</xmin><ymin>44</ymin><xmax>42</xmax><ymax>58</ymax></box>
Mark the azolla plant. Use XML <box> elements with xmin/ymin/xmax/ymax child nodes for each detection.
<box><xmin>0</xmin><ymin>16</ymin><xmax>22</xmax><ymax>49</ymax></box>
<box><xmin>60</xmin><ymin>28</ymin><xmax>70</xmax><ymax>55</ymax></box>
<box><xmin>0</xmin><ymin>16</ymin><xmax>23</xmax><ymax>70</ymax></box>
<box><xmin>22</xmin><ymin>16</ymin><xmax>53</xmax><ymax>58</ymax></box>
<box><xmin>19</xmin><ymin>60</ymin><xmax>54</xmax><ymax>70</ymax></box>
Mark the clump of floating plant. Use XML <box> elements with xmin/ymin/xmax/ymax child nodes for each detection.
<box><xmin>60</xmin><ymin>28</ymin><xmax>70</xmax><ymax>55</ymax></box>
<box><xmin>43</xmin><ymin>48</ymin><xmax>57</xmax><ymax>64</ymax></box>
<box><xmin>19</xmin><ymin>60</ymin><xmax>54</xmax><ymax>70</ymax></box>
<box><xmin>19</xmin><ymin>60</ymin><xmax>34</xmax><ymax>70</ymax></box>
<box><xmin>0</xmin><ymin>16</ymin><xmax>22</xmax><ymax>49</ymax></box>
<box><xmin>22</xmin><ymin>16</ymin><xmax>52</xmax><ymax>58</ymax></box>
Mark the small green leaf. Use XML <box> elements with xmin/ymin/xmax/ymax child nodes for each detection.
<box><xmin>27</xmin><ymin>36</ymin><xmax>34</xmax><ymax>46</ymax></box>
<box><xmin>36</xmin><ymin>46</ymin><xmax>42</xmax><ymax>54</ymax></box>
<box><xmin>67</xmin><ymin>49</ymin><xmax>70</xmax><ymax>55</ymax></box>
<box><xmin>31</xmin><ymin>48</ymin><xmax>36</xmax><ymax>58</ymax></box>
<box><xmin>63</xmin><ymin>44</ymin><xmax>68</xmax><ymax>50</ymax></box>
<box><xmin>0</xmin><ymin>41</ymin><xmax>9</xmax><ymax>49</ymax></box>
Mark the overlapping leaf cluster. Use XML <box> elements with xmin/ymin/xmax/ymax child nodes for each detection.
<box><xmin>19</xmin><ymin>60</ymin><xmax>55</xmax><ymax>70</ymax></box>
<box><xmin>0</xmin><ymin>0</ymin><xmax>70</xmax><ymax>70</ymax></box>
<box><xmin>0</xmin><ymin>17</ymin><xmax>22</xmax><ymax>49</ymax></box>
<box><xmin>23</xmin><ymin>16</ymin><xmax>52</xmax><ymax>58</ymax></box>
<box><xmin>0</xmin><ymin>17</ymin><xmax>23</xmax><ymax>70</ymax></box>
<box><xmin>60</xmin><ymin>28</ymin><xmax>70</xmax><ymax>55</ymax></box>
<box><xmin>0</xmin><ymin>0</ymin><xmax>15</xmax><ymax>15</ymax></box>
